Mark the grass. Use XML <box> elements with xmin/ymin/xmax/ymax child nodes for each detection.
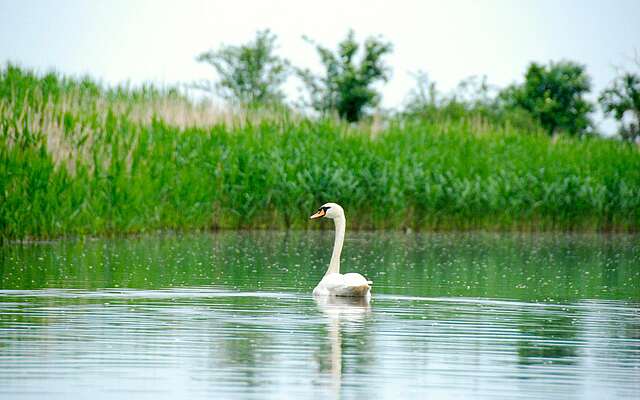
<box><xmin>1</xmin><ymin>64</ymin><xmax>639</xmax><ymax>240</ymax></box>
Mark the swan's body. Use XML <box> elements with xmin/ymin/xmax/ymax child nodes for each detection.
<box><xmin>310</xmin><ymin>203</ymin><xmax>372</xmax><ymax>298</ymax></box>
<box><xmin>313</xmin><ymin>272</ymin><xmax>371</xmax><ymax>297</ymax></box>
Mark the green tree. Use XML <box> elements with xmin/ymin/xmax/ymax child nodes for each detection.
<box><xmin>196</xmin><ymin>30</ymin><xmax>289</xmax><ymax>106</ymax></box>
<box><xmin>599</xmin><ymin>71</ymin><xmax>640</xmax><ymax>142</ymax></box>
<box><xmin>298</xmin><ymin>30</ymin><xmax>392</xmax><ymax>122</ymax></box>
<box><xmin>500</xmin><ymin>61</ymin><xmax>593</xmax><ymax>136</ymax></box>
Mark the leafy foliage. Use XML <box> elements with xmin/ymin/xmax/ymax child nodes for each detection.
<box><xmin>298</xmin><ymin>30</ymin><xmax>392</xmax><ymax>122</ymax></box>
<box><xmin>599</xmin><ymin>70</ymin><xmax>640</xmax><ymax>142</ymax></box>
<box><xmin>500</xmin><ymin>61</ymin><xmax>593</xmax><ymax>136</ymax></box>
<box><xmin>197</xmin><ymin>30</ymin><xmax>289</xmax><ymax>106</ymax></box>
<box><xmin>403</xmin><ymin>72</ymin><xmax>541</xmax><ymax>133</ymax></box>
<box><xmin>3</xmin><ymin>66</ymin><xmax>640</xmax><ymax>240</ymax></box>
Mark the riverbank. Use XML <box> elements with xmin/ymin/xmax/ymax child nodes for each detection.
<box><xmin>2</xmin><ymin>66</ymin><xmax>639</xmax><ymax>240</ymax></box>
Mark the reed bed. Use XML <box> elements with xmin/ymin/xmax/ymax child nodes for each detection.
<box><xmin>1</xmin><ymin>65</ymin><xmax>639</xmax><ymax>240</ymax></box>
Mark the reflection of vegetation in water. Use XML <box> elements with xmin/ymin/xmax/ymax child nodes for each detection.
<box><xmin>3</xmin><ymin>231</ymin><xmax>636</xmax><ymax>397</ymax></box>
<box><xmin>0</xmin><ymin>232</ymin><xmax>638</xmax><ymax>302</ymax></box>
<box><xmin>360</xmin><ymin>233</ymin><xmax>640</xmax><ymax>301</ymax></box>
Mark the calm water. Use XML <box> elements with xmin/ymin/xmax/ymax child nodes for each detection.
<box><xmin>0</xmin><ymin>232</ymin><xmax>638</xmax><ymax>399</ymax></box>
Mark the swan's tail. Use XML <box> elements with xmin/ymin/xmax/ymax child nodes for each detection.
<box><xmin>348</xmin><ymin>283</ymin><xmax>370</xmax><ymax>297</ymax></box>
<box><xmin>339</xmin><ymin>273</ymin><xmax>372</xmax><ymax>297</ymax></box>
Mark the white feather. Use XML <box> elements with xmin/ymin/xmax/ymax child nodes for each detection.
<box><xmin>310</xmin><ymin>203</ymin><xmax>372</xmax><ymax>298</ymax></box>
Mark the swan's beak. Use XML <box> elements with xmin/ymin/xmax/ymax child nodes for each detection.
<box><xmin>310</xmin><ymin>209</ymin><xmax>325</xmax><ymax>219</ymax></box>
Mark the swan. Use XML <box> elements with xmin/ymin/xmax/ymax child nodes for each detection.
<box><xmin>309</xmin><ymin>203</ymin><xmax>372</xmax><ymax>297</ymax></box>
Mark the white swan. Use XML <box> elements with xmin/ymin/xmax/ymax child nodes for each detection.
<box><xmin>309</xmin><ymin>203</ymin><xmax>372</xmax><ymax>297</ymax></box>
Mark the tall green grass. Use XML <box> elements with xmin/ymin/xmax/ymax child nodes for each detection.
<box><xmin>1</xmin><ymin>65</ymin><xmax>639</xmax><ymax>240</ymax></box>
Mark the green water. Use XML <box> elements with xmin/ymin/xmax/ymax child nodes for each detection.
<box><xmin>0</xmin><ymin>232</ymin><xmax>638</xmax><ymax>399</ymax></box>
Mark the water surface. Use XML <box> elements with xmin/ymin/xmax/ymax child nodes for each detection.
<box><xmin>1</xmin><ymin>232</ymin><xmax>639</xmax><ymax>399</ymax></box>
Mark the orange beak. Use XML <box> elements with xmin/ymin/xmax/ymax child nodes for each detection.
<box><xmin>309</xmin><ymin>209</ymin><xmax>325</xmax><ymax>219</ymax></box>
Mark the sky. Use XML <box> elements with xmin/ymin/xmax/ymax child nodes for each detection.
<box><xmin>1</xmin><ymin>0</ymin><xmax>639</xmax><ymax>132</ymax></box>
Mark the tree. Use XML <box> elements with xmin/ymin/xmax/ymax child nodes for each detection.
<box><xmin>298</xmin><ymin>30</ymin><xmax>392</xmax><ymax>122</ymax></box>
<box><xmin>196</xmin><ymin>30</ymin><xmax>289</xmax><ymax>106</ymax></box>
<box><xmin>500</xmin><ymin>61</ymin><xmax>593</xmax><ymax>136</ymax></box>
<box><xmin>599</xmin><ymin>71</ymin><xmax>640</xmax><ymax>142</ymax></box>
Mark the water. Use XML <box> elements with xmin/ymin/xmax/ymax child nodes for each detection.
<box><xmin>0</xmin><ymin>231</ymin><xmax>638</xmax><ymax>399</ymax></box>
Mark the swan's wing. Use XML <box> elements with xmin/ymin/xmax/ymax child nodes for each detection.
<box><xmin>318</xmin><ymin>273</ymin><xmax>347</xmax><ymax>291</ymax></box>
<box><xmin>343</xmin><ymin>273</ymin><xmax>372</xmax><ymax>286</ymax></box>
<box><xmin>315</xmin><ymin>273</ymin><xmax>372</xmax><ymax>297</ymax></box>
<box><xmin>338</xmin><ymin>273</ymin><xmax>371</xmax><ymax>296</ymax></box>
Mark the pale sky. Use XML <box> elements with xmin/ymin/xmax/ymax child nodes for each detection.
<box><xmin>1</xmin><ymin>0</ymin><xmax>639</xmax><ymax>132</ymax></box>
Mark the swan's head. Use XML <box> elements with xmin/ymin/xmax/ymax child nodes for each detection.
<box><xmin>310</xmin><ymin>203</ymin><xmax>344</xmax><ymax>220</ymax></box>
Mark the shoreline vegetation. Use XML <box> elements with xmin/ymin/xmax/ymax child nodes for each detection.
<box><xmin>1</xmin><ymin>65</ymin><xmax>639</xmax><ymax>241</ymax></box>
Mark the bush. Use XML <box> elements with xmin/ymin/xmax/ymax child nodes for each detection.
<box><xmin>402</xmin><ymin>72</ymin><xmax>541</xmax><ymax>133</ymax></box>
<box><xmin>196</xmin><ymin>30</ymin><xmax>289</xmax><ymax>107</ymax></box>
<box><xmin>297</xmin><ymin>30</ymin><xmax>392</xmax><ymax>122</ymax></box>
<box><xmin>599</xmin><ymin>70</ymin><xmax>640</xmax><ymax>142</ymax></box>
<box><xmin>500</xmin><ymin>61</ymin><xmax>593</xmax><ymax>136</ymax></box>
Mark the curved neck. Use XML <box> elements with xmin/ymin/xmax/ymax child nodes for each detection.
<box><xmin>327</xmin><ymin>215</ymin><xmax>345</xmax><ymax>275</ymax></box>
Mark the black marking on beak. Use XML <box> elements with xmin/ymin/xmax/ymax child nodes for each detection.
<box><xmin>310</xmin><ymin>206</ymin><xmax>331</xmax><ymax>219</ymax></box>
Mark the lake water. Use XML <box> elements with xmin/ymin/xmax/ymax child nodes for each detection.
<box><xmin>0</xmin><ymin>231</ymin><xmax>638</xmax><ymax>399</ymax></box>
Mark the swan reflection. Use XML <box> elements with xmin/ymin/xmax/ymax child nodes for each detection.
<box><xmin>314</xmin><ymin>296</ymin><xmax>371</xmax><ymax>397</ymax></box>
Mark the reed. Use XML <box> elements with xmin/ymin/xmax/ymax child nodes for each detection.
<box><xmin>1</xmin><ymin>65</ymin><xmax>639</xmax><ymax>240</ymax></box>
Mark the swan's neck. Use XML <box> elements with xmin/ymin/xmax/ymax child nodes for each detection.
<box><xmin>327</xmin><ymin>215</ymin><xmax>345</xmax><ymax>275</ymax></box>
